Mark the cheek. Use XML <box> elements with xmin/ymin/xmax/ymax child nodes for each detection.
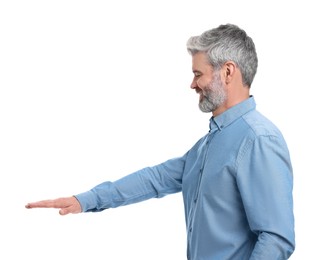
<box><xmin>198</xmin><ymin>77</ymin><xmax>212</xmax><ymax>90</ymax></box>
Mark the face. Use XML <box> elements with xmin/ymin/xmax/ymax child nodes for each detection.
<box><xmin>191</xmin><ymin>52</ymin><xmax>227</xmax><ymax>113</ymax></box>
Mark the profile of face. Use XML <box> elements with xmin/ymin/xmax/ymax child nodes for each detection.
<box><xmin>191</xmin><ymin>52</ymin><xmax>227</xmax><ymax>113</ymax></box>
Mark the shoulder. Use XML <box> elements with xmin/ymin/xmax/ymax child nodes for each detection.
<box><xmin>239</xmin><ymin>110</ymin><xmax>291</xmax><ymax>160</ymax></box>
<box><xmin>242</xmin><ymin>110</ymin><xmax>283</xmax><ymax>139</ymax></box>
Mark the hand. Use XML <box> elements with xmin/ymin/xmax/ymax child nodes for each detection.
<box><xmin>25</xmin><ymin>196</ymin><xmax>82</xmax><ymax>215</ymax></box>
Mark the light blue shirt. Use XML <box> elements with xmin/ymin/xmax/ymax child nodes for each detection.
<box><xmin>75</xmin><ymin>96</ymin><xmax>295</xmax><ymax>259</ymax></box>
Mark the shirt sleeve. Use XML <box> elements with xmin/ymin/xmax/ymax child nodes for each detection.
<box><xmin>74</xmin><ymin>154</ymin><xmax>186</xmax><ymax>212</ymax></box>
<box><xmin>236</xmin><ymin>135</ymin><xmax>295</xmax><ymax>259</ymax></box>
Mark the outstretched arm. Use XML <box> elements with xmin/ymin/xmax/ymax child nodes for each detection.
<box><xmin>25</xmin><ymin>196</ymin><xmax>82</xmax><ymax>215</ymax></box>
<box><xmin>25</xmin><ymin>155</ymin><xmax>187</xmax><ymax>214</ymax></box>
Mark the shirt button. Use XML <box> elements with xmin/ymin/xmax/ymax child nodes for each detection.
<box><xmin>189</xmin><ymin>227</ymin><xmax>192</xmax><ymax>232</ymax></box>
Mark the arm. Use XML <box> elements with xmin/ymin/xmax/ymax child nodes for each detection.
<box><xmin>25</xmin><ymin>155</ymin><xmax>186</xmax><ymax>214</ymax></box>
<box><xmin>76</xmin><ymin>155</ymin><xmax>186</xmax><ymax>212</ymax></box>
<box><xmin>237</xmin><ymin>135</ymin><xmax>295</xmax><ymax>259</ymax></box>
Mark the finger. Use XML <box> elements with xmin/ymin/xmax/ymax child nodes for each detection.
<box><xmin>25</xmin><ymin>199</ymin><xmax>59</xmax><ymax>209</ymax></box>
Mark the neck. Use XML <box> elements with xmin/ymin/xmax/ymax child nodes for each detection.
<box><xmin>212</xmin><ymin>90</ymin><xmax>250</xmax><ymax>117</ymax></box>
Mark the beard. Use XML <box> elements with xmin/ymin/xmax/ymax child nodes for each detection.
<box><xmin>198</xmin><ymin>71</ymin><xmax>227</xmax><ymax>113</ymax></box>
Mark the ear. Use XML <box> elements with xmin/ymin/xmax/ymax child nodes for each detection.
<box><xmin>223</xmin><ymin>61</ymin><xmax>237</xmax><ymax>84</ymax></box>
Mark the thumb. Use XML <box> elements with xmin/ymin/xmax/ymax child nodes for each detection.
<box><xmin>59</xmin><ymin>203</ymin><xmax>81</xmax><ymax>215</ymax></box>
<box><xmin>59</xmin><ymin>208</ymin><xmax>70</xmax><ymax>216</ymax></box>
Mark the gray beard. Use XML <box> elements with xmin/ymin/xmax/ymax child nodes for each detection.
<box><xmin>199</xmin><ymin>73</ymin><xmax>227</xmax><ymax>113</ymax></box>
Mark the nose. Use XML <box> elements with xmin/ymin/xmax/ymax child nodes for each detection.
<box><xmin>190</xmin><ymin>78</ymin><xmax>199</xmax><ymax>89</ymax></box>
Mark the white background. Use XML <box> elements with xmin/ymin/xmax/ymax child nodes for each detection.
<box><xmin>0</xmin><ymin>0</ymin><xmax>324</xmax><ymax>259</ymax></box>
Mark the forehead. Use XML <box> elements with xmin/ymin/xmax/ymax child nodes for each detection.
<box><xmin>192</xmin><ymin>52</ymin><xmax>214</xmax><ymax>73</ymax></box>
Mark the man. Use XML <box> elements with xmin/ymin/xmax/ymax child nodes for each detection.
<box><xmin>26</xmin><ymin>24</ymin><xmax>295</xmax><ymax>259</ymax></box>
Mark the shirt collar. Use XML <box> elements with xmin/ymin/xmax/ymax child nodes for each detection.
<box><xmin>209</xmin><ymin>96</ymin><xmax>256</xmax><ymax>132</ymax></box>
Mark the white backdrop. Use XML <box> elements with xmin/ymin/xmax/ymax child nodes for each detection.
<box><xmin>1</xmin><ymin>0</ymin><xmax>324</xmax><ymax>259</ymax></box>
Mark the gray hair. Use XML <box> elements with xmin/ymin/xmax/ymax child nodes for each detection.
<box><xmin>187</xmin><ymin>24</ymin><xmax>258</xmax><ymax>87</ymax></box>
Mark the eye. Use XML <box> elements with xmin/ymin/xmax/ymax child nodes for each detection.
<box><xmin>193</xmin><ymin>72</ymin><xmax>202</xmax><ymax>78</ymax></box>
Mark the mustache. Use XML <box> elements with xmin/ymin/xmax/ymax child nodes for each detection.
<box><xmin>195</xmin><ymin>87</ymin><xmax>203</xmax><ymax>94</ymax></box>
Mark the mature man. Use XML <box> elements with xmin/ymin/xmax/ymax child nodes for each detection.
<box><xmin>26</xmin><ymin>24</ymin><xmax>295</xmax><ymax>259</ymax></box>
